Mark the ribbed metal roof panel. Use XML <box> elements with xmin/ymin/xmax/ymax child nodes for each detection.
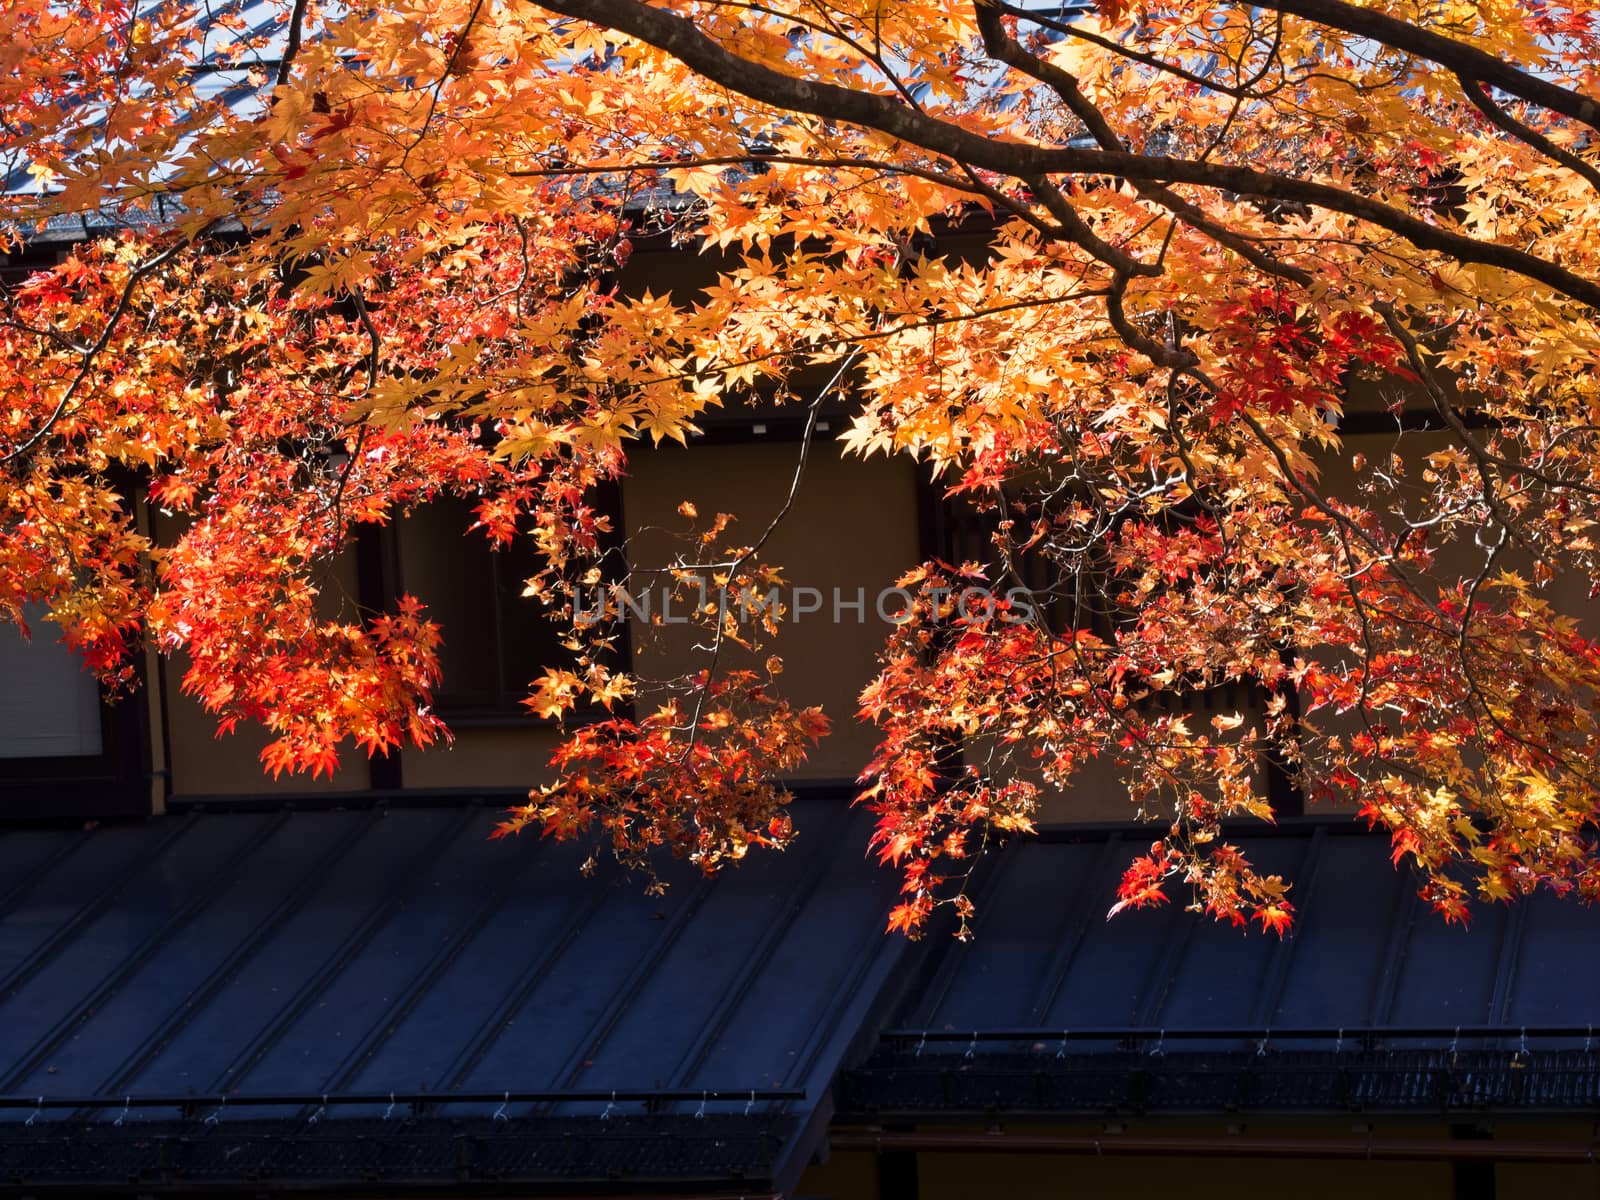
<box><xmin>876</xmin><ymin>822</ymin><xmax>1600</xmax><ymax>1056</ymax></box>
<box><xmin>0</xmin><ymin>796</ymin><xmax>908</xmax><ymax>1193</ymax></box>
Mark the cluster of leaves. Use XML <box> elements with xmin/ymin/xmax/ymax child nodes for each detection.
<box><xmin>0</xmin><ymin>215</ymin><xmax>635</xmax><ymax>772</ymax></box>
<box><xmin>4</xmin><ymin>0</ymin><xmax>1600</xmax><ymax>930</ymax></box>
<box><xmin>493</xmin><ymin>665</ymin><xmax>828</xmax><ymax>884</ymax></box>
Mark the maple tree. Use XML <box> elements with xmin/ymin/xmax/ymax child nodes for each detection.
<box><xmin>3</xmin><ymin>0</ymin><xmax>1600</xmax><ymax>934</ymax></box>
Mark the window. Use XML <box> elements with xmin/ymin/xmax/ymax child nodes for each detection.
<box><xmin>393</xmin><ymin>494</ymin><xmax>620</xmax><ymax>723</ymax></box>
<box><xmin>0</xmin><ymin>606</ymin><xmax>150</xmax><ymax>818</ymax></box>
<box><xmin>0</xmin><ymin>609</ymin><xmax>103</xmax><ymax>758</ymax></box>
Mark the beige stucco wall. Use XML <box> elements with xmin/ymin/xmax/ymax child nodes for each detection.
<box><xmin>396</xmin><ymin>439</ymin><xmax>922</xmax><ymax>791</ymax></box>
<box><xmin>800</xmin><ymin>1117</ymin><xmax>1591</xmax><ymax>1200</ymax></box>
<box><xmin>624</xmin><ymin>438</ymin><xmax>922</xmax><ymax>782</ymax></box>
<box><xmin>158</xmin><ymin>423</ymin><xmax>1595</xmax><ymax>813</ymax></box>
<box><xmin>156</xmin><ymin>440</ymin><xmax>922</xmax><ymax>798</ymax></box>
<box><xmin>804</xmin><ymin>1147</ymin><xmax>1454</xmax><ymax>1200</ymax></box>
<box><xmin>1303</xmin><ymin>426</ymin><xmax>1600</xmax><ymax>815</ymax></box>
<box><xmin>400</xmin><ymin>724</ymin><xmax>562</xmax><ymax>791</ymax></box>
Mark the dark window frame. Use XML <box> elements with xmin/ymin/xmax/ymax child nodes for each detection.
<box><xmin>372</xmin><ymin>479</ymin><xmax>630</xmax><ymax>730</ymax></box>
<box><xmin>0</xmin><ymin>668</ymin><xmax>152</xmax><ymax>821</ymax></box>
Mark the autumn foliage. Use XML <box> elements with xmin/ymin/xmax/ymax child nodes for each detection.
<box><xmin>4</xmin><ymin>0</ymin><xmax>1600</xmax><ymax>933</ymax></box>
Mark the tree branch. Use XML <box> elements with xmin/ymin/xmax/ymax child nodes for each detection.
<box><xmin>1456</xmin><ymin>75</ymin><xmax>1600</xmax><ymax>197</ymax></box>
<box><xmin>274</xmin><ymin>0</ymin><xmax>310</xmax><ymax>89</ymax></box>
<box><xmin>1263</xmin><ymin>0</ymin><xmax>1600</xmax><ymax>135</ymax></box>
<box><xmin>532</xmin><ymin>0</ymin><xmax>1600</xmax><ymax>310</ymax></box>
<box><xmin>2</xmin><ymin>235</ymin><xmax>201</xmax><ymax>467</ymax></box>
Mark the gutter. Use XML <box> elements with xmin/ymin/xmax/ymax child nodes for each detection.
<box><xmin>829</xmin><ymin>1130</ymin><xmax>1600</xmax><ymax>1164</ymax></box>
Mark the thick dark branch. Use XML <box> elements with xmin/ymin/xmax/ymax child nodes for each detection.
<box><xmin>1025</xmin><ymin>177</ymin><xmax>1159</xmax><ymax>279</ymax></box>
<box><xmin>972</xmin><ymin>1</ymin><xmax>1122</xmax><ymax>149</ymax></box>
<box><xmin>1456</xmin><ymin>75</ymin><xmax>1600</xmax><ymax>197</ymax></box>
<box><xmin>1262</xmin><ymin>0</ymin><xmax>1600</xmax><ymax>135</ymax></box>
<box><xmin>534</xmin><ymin>0</ymin><xmax>1600</xmax><ymax>310</ymax></box>
<box><xmin>1104</xmin><ymin>271</ymin><xmax>1194</xmax><ymax>369</ymax></box>
<box><xmin>1000</xmin><ymin>4</ymin><xmax>1263</xmax><ymax>101</ymax></box>
<box><xmin>975</xmin><ymin>1</ymin><xmax>1313</xmax><ymax>284</ymax></box>
<box><xmin>274</xmin><ymin>0</ymin><xmax>310</xmax><ymax>88</ymax></box>
<box><xmin>508</xmin><ymin>151</ymin><xmax>988</xmax><ymax>194</ymax></box>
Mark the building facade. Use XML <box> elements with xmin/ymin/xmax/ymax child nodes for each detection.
<box><xmin>3</xmin><ymin>217</ymin><xmax>1600</xmax><ymax>1200</ymax></box>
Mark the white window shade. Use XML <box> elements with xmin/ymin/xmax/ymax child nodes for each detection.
<box><xmin>0</xmin><ymin>608</ymin><xmax>103</xmax><ymax>758</ymax></box>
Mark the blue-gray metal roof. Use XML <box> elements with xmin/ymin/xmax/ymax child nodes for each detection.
<box><xmin>0</xmin><ymin>1</ymin><xmax>697</xmax><ymax>248</ymax></box>
<box><xmin>893</xmin><ymin>824</ymin><xmax>1600</xmax><ymax>1036</ymax></box>
<box><xmin>2</xmin><ymin>0</ymin><xmax>284</xmax><ymax>200</ymax></box>
<box><xmin>8</xmin><ymin>809</ymin><xmax>1600</xmax><ymax>1188</ymax></box>
<box><xmin>0</xmin><ymin>796</ymin><xmax>910</xmax><ymax>1193</ymax></box>
<box><xmin>843</xmin><ymin>823</ymin><xmax>1600</xmax><ymax>1119</ymax></box>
